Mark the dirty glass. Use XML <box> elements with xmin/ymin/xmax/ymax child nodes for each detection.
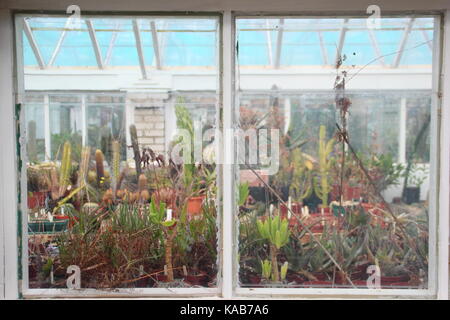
<box><xmin>20</xmin><ymin>15</ymin><xmax>220</xmax><ymax>290</ymax></box>
<box><xmin>236</xmin><ymin>17</ymin><xmax>435</xmax><ymax>289</ymax></box>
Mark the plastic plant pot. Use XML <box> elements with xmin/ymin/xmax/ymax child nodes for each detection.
<box><xmin>187</xmin><ymin>195</ymin><xmax>205</xmax><ymax>218</ymax></box>
<box><xmin>28</xmin><ymin>219</ymin><xmax>68</xmax><ymax>233</ymax></box>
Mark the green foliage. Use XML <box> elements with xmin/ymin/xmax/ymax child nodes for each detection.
<box><xmin>256</xmin><ymin>215</ymin><xmax>290</xmax><ymax>249</ymax></box>
<box><xmin>260</xmin><ymin>259</ymin><xmax>272</xmax><ymax>280</ymax></box>
<box><xmin>367</xmin><ymin>153</ymin><xmax>404</xmax><ymax>192</ymax></box>
<box><xmin>238</xmin><ymin>182</ymin><xmax>249</xmax><ymax>207</ymax></box>
<box><xmin>290</xmin><ymin>148</ymin><xmax>313</xmax><ymax>203</ymax></box>
<box><xmin>280</xmin><ymin>261</ymin><xmax>289</xmax><ymax>281</ymax></box>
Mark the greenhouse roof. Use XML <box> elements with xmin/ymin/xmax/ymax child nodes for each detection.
<box><xmin>22</xmin><ymin>16</ymin><xmax>434</xmax><ymax>78</ymax></box>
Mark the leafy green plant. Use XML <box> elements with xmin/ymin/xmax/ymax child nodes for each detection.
<box><xmin>257</xmin><ymin>215</ymin><xmax>290</xmax><ymax>282</ymax></box>
<box><xmin>260</xmin><ymin>259</ymin><xmax>272</xmax><ymax>280</ymax></box>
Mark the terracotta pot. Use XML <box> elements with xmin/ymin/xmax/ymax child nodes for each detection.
<box><xmin>187</xmin><ymin>196</ymin><xmax>205</xmax><ymax>218</ymax></box>
<box><xmin>331</xmin><ymin>184</ymin><xmax>363</xmax><ymax>201</ymax></box>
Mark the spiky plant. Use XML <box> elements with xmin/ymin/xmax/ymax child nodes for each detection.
<box><xmin>95</xmin><ymin>149</ymin><xmax>105</xmax><ymax>186</ymax></box>
<box><xmin>58</xmin><ymin>141</ymin><xmax>72</xmax><ymax>198</ymax></box>
<box><xmin>129</xmin><ymin>124</ymin><xmax>142</xmax><ymax>177</ymax></box>
<box><xmin>111</xmin><ymin>140</ymin><xmax>120</xmax><ymax>195</ymax></box>
<box><xmin>77</xmin><ymin>146</ymin><xmax>91</xmax><ymax>201</ymax></box>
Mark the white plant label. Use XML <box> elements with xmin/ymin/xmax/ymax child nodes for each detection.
<box><xmin>66</xmin><ymin>265</ymin><xmax>81</xmax><ymax>289</ymax></box>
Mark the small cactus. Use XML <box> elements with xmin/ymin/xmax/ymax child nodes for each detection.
<box><xmin>111</xmin><ymin>140</ymin><xmax>120</xmax><ymax>194</ymax></box>
<box><xmin>129</xmin><ymin>124</ymin><xmax>142</xmax><ymax>177</ymax></box>
<box><xmin>58</xmin><ymin>141</ymin><xmax>72</xmax><ymax>198</ymax></box>
<box><xmin>95</xmin><ymin>149</ymin><xmax>105</xmax><ymax>186</ymax></box>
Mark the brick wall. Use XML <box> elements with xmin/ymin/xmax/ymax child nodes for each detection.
<box><xmin>126</xmin><ymin>92</ymin><xmax>168</xmax><ymax>156</ymax></box>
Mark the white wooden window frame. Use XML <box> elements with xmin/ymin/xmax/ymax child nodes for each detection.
<box><xmin>0</xmin><ymin>3</ymin><xmax>448</xmax><ymax>300</ymax></box>
<box><xmin>231</xmin><ymin>12</ymin><xmax>445</xmax><ymax>300</ymax></box>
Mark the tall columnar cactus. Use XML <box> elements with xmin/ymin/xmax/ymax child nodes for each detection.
<box><xmin>58</xmin><ymin>141</ymin><xmax>72</xmax><ymax>198</ymax></box>
<box><xmin>129</xmin><ymin>124</ymin><xmax>142</xmax><ymax>177</ymax></box>
<box><xmin>111</xmin><ymin>140</ymin><xmax>120</xmax><ymax>194</ymax></box>
<box><xmin>28</xmin><ymin>120</ymin><xmax>38</xmax><ymax>163</ymax></box>
<box><xmin>313</xmin><ymin>125</ymin><xmax>334</xmax><ymax>208</ymax></box>
<box><xmin>77</xmin><ymin>146</ymin><xmax>91</xmax><ymax>201</ymax></box>
<box><xmin>290</xmin><ymin>148</ymin><xmax>313</xmax><ymax>204</ymax></box>
<box><xmin>257</xmin><ymin>215</ymin><xmax>290</xmax><ymax>282</ymax></box>
<box><xmin>95</xmin><ymin>149</ymin><xmax>105</xmax><ymax>186</ymax></box>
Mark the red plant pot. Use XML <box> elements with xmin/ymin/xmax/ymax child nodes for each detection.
<box><xmin>54</xmin><ymin>215</ymin><xmax>79</xmax><ymax>228</ymax></box>
<box><xmin>331</xmin><ymin>184</ymin><xmax>363</xmax><ymax>201</ymax></box>
<box><xmin>380</xmin><ymin>275</ymin><xmax>410</xmax><ymax>285</ymax></box>
<box><xmin>280</xmin><ymin>202</ymin><xmax>302</xmax><ymax>219</ymax></box>
<box><xmin>187</xmin><ymin>196</ymin><xmax>205</xmax><ymax>219</ymax></box>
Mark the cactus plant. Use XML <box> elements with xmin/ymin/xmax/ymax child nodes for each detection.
<box><xmin>129</xmin><ymin>124</ymin><xmax>142</xmax><ymax>177</ymax></box>
<box><xmin>257</xmin><ymin>215</ymin><xmax>290</xmax><ymax>282</ymax></box>
<box><xmin>58</xmin><ymin>141</ymin><xmax>72</xmax><ymax>198</ymax></box>
<box><xmin>77</xmin><ymin>146</ymin><xmax>90</xmax><ymax>201</ymax></box>
<box><xmin>111</xmin><ymin>140</ymin><xmax>120</xmax><ymax>195</ymax></box>
<box><xmin>290</xmin><ymin>148</ymin><xmax>313</xmax><ymax>204</ymax></box>
<box><xmin>313</xmin><ymin>125</ymin><xmax>335</xmax><ymax>208</ymax></box>
<box><xmin>95</xmin><ymin>149</ymin><xmax>105</xmax><ymax>186</ymax></box>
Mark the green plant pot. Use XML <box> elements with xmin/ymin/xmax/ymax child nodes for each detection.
<box><xmin>28</xmin><ymin>219</ymin><xmax>68</xmax><ymax>233</ymax></box>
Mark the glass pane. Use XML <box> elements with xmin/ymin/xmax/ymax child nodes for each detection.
<box><xmin>20</xmin><ymin>15</ymin><xmax>220</xmax><ymax>291</ymax></box>
<box><xmin>236</xmin><ymin>16</ymin><xmax>435</xmax><ymax>290</ymax></box>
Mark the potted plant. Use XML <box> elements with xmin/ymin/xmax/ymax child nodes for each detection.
<box><xmin>403</xmin><ymin>164</ymin><xmax>427</xmax><ymax>204</ymax></box>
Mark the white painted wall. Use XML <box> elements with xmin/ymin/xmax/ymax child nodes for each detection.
<box><xmin>0</xmin><ymin>8</ymin><xmax>19</xmax><ymax>300</ymax></box>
